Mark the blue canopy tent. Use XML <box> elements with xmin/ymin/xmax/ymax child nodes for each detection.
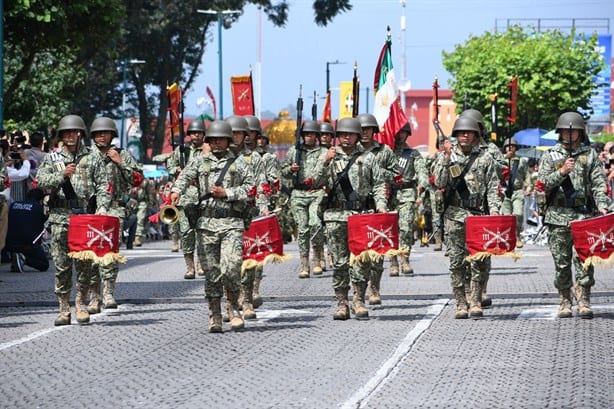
<box><xmin>512</xmin><ymin>128</ymin><xmax>549</xmax><ymax>146</ymax></box>
<box><xmin>540</xmin><ymin>129</ymin><xmax>593</xmax><ymax>145</ymax></box>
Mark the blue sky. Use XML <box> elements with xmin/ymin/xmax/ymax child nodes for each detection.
<box><xmin>183</xmin><ymin>0</ymin><xmax>613</xmax><ymax>120</ymax></box>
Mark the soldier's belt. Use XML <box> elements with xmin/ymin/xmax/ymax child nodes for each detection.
<box><xmin>399</xmin><ymin>181</ymin><xmax>417</xmax><ymax>189</ymax></box>
<box><xmin>200</xmin><ymin>208</ymin><xmax>243</xmax><ymax>219</ymax></box>
<box><xmin>49</xmin><ymin>197</ymin><xmax>84</xmax><ymax>209</ymax></box>
<box><xmin>328</xmin><ymin>199</ymin><xmax>367</xmax><ymax>211</ymax></box>
<box><xmin>294</xmin><ymin>183</ymin><xmax>321</xmax><ymax>191</ymax></box>
<box><xmin>552</xmin><ymin>197</ymin><xmax>586</xmax><ymax>208</ymax></box>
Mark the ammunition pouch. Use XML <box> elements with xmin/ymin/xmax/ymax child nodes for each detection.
<box><xmin>86</xmin><ymin>196</ymin><xmax>97</xmax><ymax>214</ymax></box>
<box><xmin>183</xmin><ymin>204</ymin><xmax>200</xmax><ymax>228</ymax></box>
<box><xmin>434</xmin><ymin>190</ymin><xmax>445</xmax><ymax>214</ymax></box>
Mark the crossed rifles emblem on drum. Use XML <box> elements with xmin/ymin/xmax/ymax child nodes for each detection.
<box><xmin>86</xmin><ymin>224</ymin><xmax>116</xmax><ymax>249</ymax></box>
<box><xmin>481</xmin><ymin>227</ymin><xmax>512</xmax><ymax>251</ymax></box>
<box><xmin>244</xmin><ymin>231</ymin><xmax>273</xmax><ymax>256</ymax></box>
<box><xmin>586</xmin><ymin>226</ymin><xmax>614</xmax><ymax>254</ymax></box>
<box><xmin>366</xmin><ymin>225</ymin><xmax>394</xmax><ymax>249</ymax></box>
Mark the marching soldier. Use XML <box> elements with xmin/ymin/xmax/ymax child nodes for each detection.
<box><xmin>501</xmin><ymin>137</ymin><xmax>532</xmax><ymax>248</ymax></box>
<box><xmin>226</xmin><ymin>115</ymin><xmax>267</xmax><ymax>320</ymax></box>
<box><xmin>281</xmin><ymin>120</ymin><xmax>327</xmax><ymax>279</ymax></box>
<box><xmin>319</xmin><ymin>117</ymin><xmax>387</xmax><ymax>320</ymax></box>
<box><xmin>319</xmin><ymin>122</ymin><xmax>336</xmax><ymax>270</ymax></box>
<box><xmin>36</xmin><ymin>115</ymin><xmax>111</xmax><ymax>325</ymax></box>
<box><xmin>248</xmin><ymin>116</ymin><xmax>280</xmax><ymax>308</ymax></box>
<box><xmin>459</xmin><ymin>108</ymin><xmax>507</xmax><ymax>307</ymax></box>
<box><xmin>356</xmin><ymin>113</ymin><xmax>398</xmax><ymax>304</ymax></box>
<box><xmin>170</xmin><ymin>120</ymin><xmax>255</xmax><ymax>333</ymax></box>
<box><xmin>87</xmin><ymin>117</ymin><xmax>142</xmax><ymax>313</ymax></box>
<box><xmin>433</xmin><ymin>116</ymin><xmax>501</xmax><ymax>319</ymax></box>
<box><xmin>537</xmin><ymin>111</ymin><xmax>608</xmax><ymax>319</ymax></box>
<box><xmin>133</xmin><ymin>176</ymin><xmax>155</xmax><ymax>246</ymax></box>
<box><xmin>167</xmin><ymin>120</ymin><xmax>207</xmax><ymax>279</ymax></box>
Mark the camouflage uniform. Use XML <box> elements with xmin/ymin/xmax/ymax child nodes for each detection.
<box><xmin>281</xmin><ymin>143</ymin><xmax>327</xmax><ymax>277</ymax></box>
<box><xmin>433</xmin><ymin>118</ymin><xmax>501</xmax><ymax>319</ymax></box>
<box><xmin>538</xmin><ymin>131</ymin><xmax>608</xmax><ymax>319</ymax></box>
<box><xmin>501</xmin><ymin>150</ymin><xmax>531</xmax><ymax>246</ymax></box>
<box><xmin>171</xmin><ymin>130</ymin><xmax>254</xmax><ymax>332</ymax></box>
<box><xmin>361</xmin><ymin>139</ymin><xmax>397</xmax><ymax>304</ymax></box>
<box><xmin>319</xmin><ymin>134</ymin><xmax>387</xmax><ymax>320</ymax></box>
<box><xmin>134</xmin><ymin>178</ymin><xmax>154</xmax><ymax>245</ymax></box>
<box><xmin>89</xmin><ymin>144</ymin><xmax>141</xmax><ymax>312</ymax></box>
<box><xmin>37</xmin><ymin>137</ymin><xmax>111</xmax><ymax>325</ymax></box>
<box><xmin>167</xmin><ymin>142</ymin><xmax>205</xmax><ymax>278</ymax></box>
<box><xmin>390</xmin><ymin>142</ymin><xmax>428</xmax><ymax>276</ymax></box>
<box><xmin>424</xmin><ymin>151</ymin><xmax>445</xmax><ymax>251</ymax></box>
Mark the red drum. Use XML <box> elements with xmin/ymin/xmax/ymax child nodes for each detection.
<box><xmin>68</xmin><ymin>214</ymin><xmax>123</xmax><ymax>264</ymax></box>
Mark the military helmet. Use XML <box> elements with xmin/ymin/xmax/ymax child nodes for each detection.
<box><xmin>555</xmin><ymin>111</ymin><xmax>585</xmax><ymax>132</ymax></box>
<box><xmin>225</xmin><ymin>116</ymin><xmax>249</xmax><ymax>134</ymax></box>
<box><xmin>205</xmin><ymin>120</ymin><xmax>233</xmax><ymax>141</ymax></box>
<box><xmin>459</xmin><ymin>109</ymin><xmax>485</xmax><ymax>137</ymax></box>
<box><xmin>57</xmin><ymin>115</ymin><xmax>87</xmax><ymax>135</ymax></box>
<box><xmin>503</xmin><ymin>137</ymin><xmax>518</xmax><ymax>147</ymax></box>
<box><xmin>244</xmin><ymin>115</ymin><xmax>262</xmax><ymax>134</ymax></box>
<box><xmin>399</xmin><ymin>122</ymin><xmax>412</xmax><ymax>135</ymax></box>
<box><xmin>301</xmin><ymin>120</ymin><xmax>321</xmax><ymax>135</ymax></box>
<box><xmin>320</xmin><ymin>122</ymin><xmax>335</xmax><ymax>135</ymax></box>
<box><xmin>357</xmin><ymin>113</ymin><xmax>379</xmax><ymax>130</ymax></box>
<box><xmin>451</xmin><ymin>116</ymin><xmax>481</xmax><ymax>136</ymax></box>
<box><xmin>335</xmin><ymin>117</ymin><xmax>362</xmax><ymax>135</ymax></box>
<box><xmin>90</xmin><ymin>117</ymin><xmax>117</xmax><ymax>136</ymax></box>
<box><xmin>186</xmin><ymin>120</ymin><xmax>206</xmax><ymax>134</ymax></box>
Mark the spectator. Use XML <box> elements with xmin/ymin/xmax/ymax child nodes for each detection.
<box><xmin>25</xmin><ymin>132</ymin><xmax>46</xmax><ymax>183</ymax></box>
<box><xmin>5</xmin><ymin>188</ymin><xmax>49</xmax><ymax>272</ymax></box>
<box><xmin>6</xmin><ymin>148</ymin><xmax>31</xmax><ymax>203</ymax></box>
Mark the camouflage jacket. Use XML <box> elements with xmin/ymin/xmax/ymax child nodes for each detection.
<box><xmin>319</xmin><ymin>145</ymin><xmax>387</xmax><ymax>222</ymax></box>
<box><xmin>235</xmin><ymin>147</ymin><xmax>268</xmax><ymax>212</ymax></box>
<box><xmin>362</xmin><ymin>141</ymin><xmax>398</xmax><ymax>186</ymax></box>
<box><xmin>392</xmin><ymin>143</ymin><xmax>428</xmax><ymax>203</ymax></box>
<box><xmin>281</xmin><ymin>145</ymin><xmax>327</xmax><ymax>189</ymax></box>
<box><xmin>504</xmin><ymin>155</ymin><xmax>531</xmax><ymax>193</ymax></box>
<box><xmin>93</xmin><ymin>146</ymin><xmax>142</xmax><ymax>202</ymax></box>
<box><xmin>37</xmin><ymin>145</ymin><xmax>111</xmax><ymax>224</ymax></box>
<box><xmin>433</xmin><ymin>143</ymin><xmax>501</xmax><ymax>223</ymax></box>
<box><xmin>168</xmin><ymin>144</ymin><xmax>205</xmax><ymax>206</ymax></box>
<box><xmin>256</xmin><ymin>148</ymin><xmax>281</xmax><ymax>185</ymax></box>
<box><xmin>171</xmin><ymin>150</ymin><xmax>255</xmax><ymax>231</ymax></box>
<box><xmin>538</xmin><ymin>143</ymin><xmax>608</xmax><ymax>226</ymax></box>
<box><xmin>480</xmin><ymin>140</ymin><xmax>507</xmax><ymax>182</ymax></box>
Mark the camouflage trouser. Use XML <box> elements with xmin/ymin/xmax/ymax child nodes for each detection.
<box><xmin>429</xmin><ymin>193</ymin><xmax>443</xmax><ymax>237</ymax></box>
<box><xmin>241</xmin><ymin>266</ymin><xmax>256</xmax><ymax>286</ymax></box>
<box><xmin>325</xmin><ymin>220</ymin><xmax>371</xmax><ymax>289</ymax></box>
<box><xmin>135</xmin><ymin>201</ymin><xmax>148</xmax><ymax>237</ymax></box>
<box><xmin>276</xmin><ymin>191</ymin><xmax>296</xmax><ymax>242</ymax></box>
<box><xmin>178</xmin><ymin>208</ymin><xmax>196</xmax><ymax>254</ymax></box>
<box><xmin>50</xmin><ymin>222</ymin><xmax>96</xmax><ymax>294</ymax></box>
<box><xmin>501</xmin><ymin>190</ymin><xmax>524</xmax><ymax>238</ymax></box>
<box><xmin>445</xmin><ymin>218</ymin><xmax>488</xmax><ymax>288</ymax></box>
<box><xmin>397</xmin><ymin>200</ymin><xmax>417</xmax><ymax>250</ymax></box>
<box><xmin>548</xmin><ymin>224</ymin><xmax>595</xmax><ymax>290</ymax></box>
<box><xmin>254</xmin><ymin>265</ymin><xmax>264</xmax><ymax>279</ymax></box>
<box><xmin>197</xmin><ymin>226</ymin><xmax>243</xmax><ymax>298</ymax></box>
<box><xmin>291</xmin><ymin>190</ymin><xmax>324</xmax><ymax>255</ymax></box>
<box><xmin>91</xmin><ymin>210</ymin><xmax>125</xmax><ymax>284</ymax></box>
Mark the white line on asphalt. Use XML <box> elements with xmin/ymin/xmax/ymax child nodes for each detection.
<box><xmin>517</xmin><ymin>303</ymin><xmax>614</xmax><ymax>320</ymax></box>
<box><xmin>0</xmin><ymin>305</ymin><xmax>127</xmax><ymax>352</ymax></box>
<box><xmin>340</xmin><ymin>299</ymin><xmax>449</xmax><ymax>409</ymax></box>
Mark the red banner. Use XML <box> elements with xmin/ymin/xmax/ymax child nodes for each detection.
<box><xmin>68</xmin><ymin>215</ymin><xmax>125</xmax><ymax>264</ymax></box>
<box><xmin>167</xmin><ymin>83</ymin><xmax>182</xmax><ymax>136</ymax></box>
<box><xmin>570</xmin><ymin>213</ymin><xmax>614</xmax><ymax>268</ymax></box>
<box><xmin>348</xmin><ymin>213</ymin><xmax>400</xmax><ymax>262</ymax></box>
<box><xmin>465</xmin><ymin>215</ymin><xmax>518</xmax><ymax>261</ymax></box>
<box><xmin>230</xmin><ymin>74</ymin><xmax>255</xmax><ymax>116</ymax></box>
<box><xmin>242</xmin><ymin>215</ymin><xmax>287</xmax><ymax>269</ymax></box>
<box><xmin>322</xmin><ymin>91</ymin><xmax>332</xmax><ymax>124</ymax></box>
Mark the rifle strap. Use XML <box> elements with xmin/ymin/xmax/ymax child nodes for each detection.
<box><xmin>397</xmin><ymin>147</ymin><xmax>414</xmax><ymax>175</ymax></box>
<box><xmin>214</xmin><ymin>155</ymin><xmax>238</xmax><ymax>186</ymax></box>
<box><xmin>449</xmin><ymin>151</ymin><xmax>479</xmax><ymax>202</ymax></box>
<box><xmin>506</xmin><ymin>158</ymin><xmax>520</xmax><ymax>198</ymax></box>
<box><xmin>331</xmin><ymin>151</ymin><xmax>362</xmax><ymax>202</ymax></box>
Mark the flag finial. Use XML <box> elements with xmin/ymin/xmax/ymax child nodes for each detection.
<box><xmin>386</xmin><ymin>26</ymin><xmax>391</xmax><ymax>40</ymax></box>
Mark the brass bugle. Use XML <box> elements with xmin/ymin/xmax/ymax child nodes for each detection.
<box><xmin>160</xmin><ymin>205</ymin><xmax>179</xmax><ymax>225</ymax></box>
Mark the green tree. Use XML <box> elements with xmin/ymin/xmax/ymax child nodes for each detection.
<box><xmin>3</xmin><ymin>0</ymin><xmax>125</xmax><ymax>131</ymax></box>
<box><xmin>122</xmin><ymin>0</ymin><xmax>352</xmax><ymax>158</ymax></box>
<box><xmin>442</xmin><ymin>26</ymin><xmax>606</xmax><ymax>141</ymax></box>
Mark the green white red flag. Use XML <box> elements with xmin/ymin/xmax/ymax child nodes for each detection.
<box><xmin>373</xmin><ymin>29</ymin><xmax>408</xmax><ymax>149</ymax></box>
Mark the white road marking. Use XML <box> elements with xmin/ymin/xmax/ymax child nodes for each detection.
<box><xmin>517</xmin><ymin>303</ymin><xmax>614</xmax><ymax>320</ymax></box>
<box><xmin>340</xmin><ymin>299</ymin><xmax>449</xmax><ymax>409</ymax></box>
<box><xmin>0</xmin><ymin>305</ymin><xmax>128</xmax><ymax>352</ymax></box>
<box><xmin>252</xmin><ymin>308</ymin><xmax>314</xmax><ymax>323</ymax></box>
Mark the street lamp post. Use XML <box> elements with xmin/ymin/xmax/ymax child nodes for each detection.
<box><xmin>120</xmin><ymin>59</ymin><xmax>145</xmax><ymax>148</ymax></box>
<box><xmin>198</xmin><ymin>9</ymin><xmax>241</xmax><ymax>120</ymax></box>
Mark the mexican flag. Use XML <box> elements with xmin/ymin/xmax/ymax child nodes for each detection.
<box><xmin>373</xmin><ymin>32</ymin><xmax>408</xmax><ymax>149</ymax></box>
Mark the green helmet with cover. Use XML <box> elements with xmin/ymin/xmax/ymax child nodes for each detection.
<box><xmin>320</xmin><ymin>122</ymin><xmax>335</xmax><ymax>136</ymax></box>
<box><xmin>205</xmin><ymin>120</ymin><xmax>233</xmax><ymax>142</ymax></box>
<box><xmin>301</xmin><ymin>120</ymin><xmax>321</xmax><ymax>135</ymax></box>
<box><xmin>58</xmin><ymin>114</ymin><xmax>87</xmax><ymax>136</ymax></box>
<box><xmin>357</xmin><ymin>113</ymin><xmax>379</xmax><ymax>130</ymax></box>
<box><xmin>90</xmin><ymin>117</ymin><xmax>118</xmax><ymax>136</ymax></box>
<box><xmin>336</xmin><ymin>117</ymin><xmax>362</xmax><ymax>135</ymax></box>
<box><xmin>225</xmin><ymin>116</ymin><xmax>249</xmax><ymax>134</ymax></box>
<box><xmin>452</xmin><ymin>116</ymin><xmax>481</xmax><ymax>136</ymax></box>
<box><xmin>244</xmin><ymin>115</ymin><xmax>262</xmax><ymax>134</ymax></box>
<box><xmin>186</xmin><ymin>120</ymin><xmax>206</xmax><ymax>134</ymax></box>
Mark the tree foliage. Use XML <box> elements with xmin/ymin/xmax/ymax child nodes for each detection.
<box><xmin>442</xmin><ymin>26</ymin><xmax>606</xmax><ymax>139</ymax></box>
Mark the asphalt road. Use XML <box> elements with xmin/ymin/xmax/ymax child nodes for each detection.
<box><xmin>1</xmin><ymin>238</ymin><xmax>613</xmax><ymax>409</ymax></box>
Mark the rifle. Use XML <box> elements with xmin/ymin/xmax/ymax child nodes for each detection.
<box><xmin>311</xmin><ymin>90</ymin><xmax>317</xmax><ymax>121</ymax></box>
<box><xmin>432</xmin><ymin>77</ymin><xmax>446</xmax><ymax>149</ymax></box>
<box><xmin>352</xmin><ymin>62</ymin><xmax>360</xmax><ymax>117</ymax></box>
<box><xmin>178</xmin><ymin>87</ymin><xmax>186</xmax><ymax>168</ymax></box>
<box><xmin>294</xmin><ymin>85</ymin><xmax>304</xmax><ymax>186</ymax></box>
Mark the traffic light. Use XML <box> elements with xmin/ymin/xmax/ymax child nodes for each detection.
<box><xmin>505</xmin><ymin>76</ymin><xmax>518</xmax><ymax>125</ymax></box>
